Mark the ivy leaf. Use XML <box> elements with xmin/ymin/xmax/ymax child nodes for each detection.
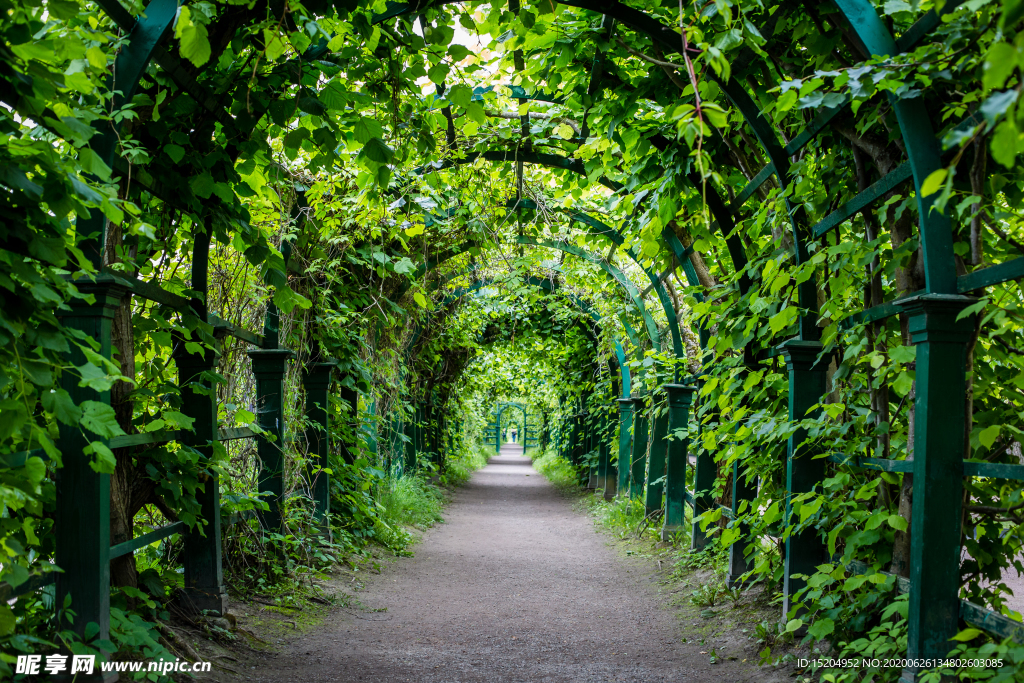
<box><xmin>79</xmin><ymin>401</ymin><xmax>126</xmax><ymax>439</ymax></box>
<box><xmin>393</xmin><ymin>257</ymin><xmax>415</xmax><ymax>274</ymax></box>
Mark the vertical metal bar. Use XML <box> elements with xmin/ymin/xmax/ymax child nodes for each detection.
<box><xmin>615</xmin><ymin>398</ymin><xmax>634</xmax><ymax>496</ymax></box>
<box><xmin>899</xmin><ymin>294</ymin><xmax>975</xmax><ymax>676</ymax></box>
<box><xmin>55</xmin><ymin>279</ymin><xmax>125</xmax><ymax>640</ymax></box>
<box><xmin>645</xmin><ymin>398</ymin><xmax>668</xmax><ymax>514</ymax></box>
<box><xmin>179</xmin><ymin>233</ymin><xmax>227</xmax><ymax>614</ymax></box>
<box><xmin>629</xmin><ymin>396</ymin><xmax>648</xmax><ymax>498</ymax></box>
<box><xmin>248</xmin><ymin>342</ymin><xmax>292</xmax><ymax>535</ymax></box>
<box><xmin>303</xmin><ymin>361</ymin><xmax>335</xmax><ymax>532</ymax></box>
<box><xmin>779</xmin><ymin>340</ymin><xmax>827</xmax><ymax>617</ymax></box>
<box><xmin>691</xmin><ymin>387</ymin><xmax>716</xmax><ymax>551</ymax></box>
<box><xmin>727</xmin><ymin>459</ymin><xmax>757</xmax><ymax>588</ymax></box>
<box><xmin>662</xmin><ymin>384</ymin><xmax>695</xmax><ymax>540</ymax></box>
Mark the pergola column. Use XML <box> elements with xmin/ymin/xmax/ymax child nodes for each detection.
<box><xmin>779</xmin><ymin>340</ymin><xmax>827</xmax><ymax>617</ymax></box>
<box><xmin>662</xmin><ymin>384</ymin><xmax>695</xmax><ymax>540</ymax></box>
<box><xmin>615</xmin><ymin>398</ymin><xmax>634</xmax><ymax>496</ymax></box>
<box><xmin>628</xmin><ymin>396</ymin><xmax>648</xmax><ymax>498</ymax></box>
<box><xmin>248</xmin><ymin>348</ymin><xmax>293</xmax><ymax>535</ymax></box>
<box><xmin>302</xmin><ymin>361</ymin><xmax>336</xmax><ymax>533</ymax></box>
<box><xmin>55</xmin><ymin>278</ymin><xmax>125</xmax><ymax>640</ymax></box>
<box><xmin>899</xmin><ymin>294</ymin><xmax>975</xmax><ymax>675</ymax></box>
<box><xmin>645</xmin><ymin>398</ymin><xmax>669</xmax><ymax>515</ymax></box>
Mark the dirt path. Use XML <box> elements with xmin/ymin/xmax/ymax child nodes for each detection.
<box><xmin>247</xmin><ymin>446</ymin><xmax>774</xmax><ymax>682</ymax></box>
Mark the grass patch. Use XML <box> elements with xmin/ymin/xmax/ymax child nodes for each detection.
<box><xmin>530</xmin><ymin>447</ymin><xmax>578</xmax><ymax>491</ymax></box>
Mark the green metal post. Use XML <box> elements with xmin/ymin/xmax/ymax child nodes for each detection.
<box><xmin>645</xmin><ymin>398</ymin><xmax>669</xmax><ymax>515</ymax></box>
<box><xmin>248</xmin><ymin>347</ymin><xmax>293</xmax><ymax>535</ymax></box>
<box><xmin>899</xmin><ymin>295</ymin><xmax>975</xmax><ymax>677</ymax></box>
<box><xmin>596</xmin><ymin>407</ymin><xmax>614</xmax><ymax>497</ymax></box>
<box><xmin>615</xmin><ymin>398</ymin><xmax>634</xmax><ymax>496</ymax></box>
<box><xmin>727</xmin><ymin>460</ymin><xmax>757</xmax><ymax>588</ymax></box>
<box><xmin>662</xmin><ymin>384</ymin><xmax>695</xmax><ymax>540</ymax></box>
<box><xmin>303</xmin><ymin>361</ymin><xmax>336</xmax><ymax>532</ymax></box>
<box><xmin>779</xmin><ymin>340</ymin><xmax>827</xmax><ymax>617</ymax></box>
<box><xmin>691</xmin><ymin>392</ymin><xmax>715</xmax><ymax>551</ymax></box>
<box><xmin>55</xmin><ymin>278</ymin><xmax>124</xmax><ymax>641</ymax></box>
<box><xmin>629</xmin><ymin>396</ymin><xmax>648</xmax><ymax>498</ymax></box>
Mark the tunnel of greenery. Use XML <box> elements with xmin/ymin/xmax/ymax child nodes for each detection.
<box><xmin>4</xmin><ymin>0</ymin><xmax>1024</xmax><ymax>678</ymax></box>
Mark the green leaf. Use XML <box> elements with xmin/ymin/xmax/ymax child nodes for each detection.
<box><xmin>784</xmin><ymin>618</ymin><xmax>803</xmax><ymax>633</ymax></box>
<box><xmin>951</xmin><ymin>627</ymin><xmax>983</xmax><ymax>642</ymax></box>
<box><xmin>84</xmin><ymin>441</ymin><xmax>116</xmax><ymax>473</ymax></box>
<box><xmin>428</xmin><ymin>62</ymin><xmax>450</xmax><ymax>85</ymax></box>
<box><xmin>190</xmin><ymin>172</ymin><xmax>215</xmax><ymax>199</ymax></box>
<box><xmin>175</xmin><ymin>7</ymin><xmax>211</xmax><ymax>67</ymax></box>
<box><xmin>263</xmin><ymin>28</ymin><xmax>288</xmax><ymax>61</ymax></box>
<box><xmin>354</xmin><ymin>117</ymin><xmax>384</xmax><ymax>144</ymax></box>
<box><xmin>235</xmin><ymin>409</ymin><xmax>256</xmax><ymax>423</ymax></box>
<box><xmin>979</xmin><ymin>424</ymin><xmax>1001</xmax><ymax>449</ymax></box>
<box><xmin>162</xmin><ymin>411</ymin><xmax>196</xmax><ymax>431</ymax></box>
<box><xmin>992</xmin><ymin>119</ymin><xmax>1019</xmax><ymax>168</ymax></box>
<box><xmin>42</xmin><ymin>389</ymin><xmax>82</xmax><ymax>425</ymax></box>
<box><xmin>413</xmin><ymin>292</ymin><xmax>428</xmax><ymax>308</ymax></box>
<box><xmin>143</xmin><ymin>419</ymin><xmax>166</xmax><ymax>432</ymax></box>
<box><xmin>164</xmin><ymin>144</ymin><xmax>186</xmax><ymax>164</ymax></box>
<box><xmin>363</xmin><ymin>137</ymin><xmax>394</xmax><ymax>164</ymax></box>
<box><xmin>892</xmin><ymin>371</ymin><xmax>913</xmax><ymax>397</ymax></box>
<box><xmin>447</xmin><ymin>84</ymin><xmax>473</xmax><ymax>108</ymax></box>
<box><xmin>920</xmin><ymin>168</ymin><xmax>948</xmax><ymax>197</ymax></box>
<box><xmin>984</xmin><ymin>43</ymin><xmax>1019</xmax><ymax>91</ymax></box>
<box><xmin>284</xmin><ymin>127</ymin><xmax>311</xmax><ymax>150</ymax></box>
<box><xmin>807</xmin><ymin>617</ymin><xmax>834</xmax><ymax>639</ymax></box>
<box><xmin>79</xmin><ymin>148</ymin><xmax>112</xmax><ymax>181</ymax></box>
<box><xmin>0</xmin><ymin>604</ymin><xmax>15</xmax><ymax>637</ymax></box>
<box><xmin>889</xmin><ymin>345</ymin><xmax>916</xmax><ymax>363</ymax></box>
<box><xmin>80</xmin><ymin>401</ymin><xmax>125</xmax><ymax>439</ymax></box>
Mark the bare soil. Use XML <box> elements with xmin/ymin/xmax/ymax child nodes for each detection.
<box><xmin>197</xmin><ymin>446</ymin><xmax>799</xmax><ymax>682</ymax></box>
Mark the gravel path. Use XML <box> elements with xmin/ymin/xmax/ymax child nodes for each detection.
<box><xmin>249</xmin><ymin>446</ymin><xmax>770</xmax><ymax>682</ymax></box>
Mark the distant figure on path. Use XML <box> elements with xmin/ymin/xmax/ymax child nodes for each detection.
<box><xmin>510</xmin><ymin>427</ymin><xmax>517</xmax><ymax>443</ymax></box>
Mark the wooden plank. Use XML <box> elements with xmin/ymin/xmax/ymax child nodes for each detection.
<box><xmin>729</xmin><ymin>163</ymin><xmax>774</xmax><ymax>213</ymax></box>
<box><xmin>812</xmin><ymin>163</ymin><xmax>912</xmax><ymax>238</ymax></box>
<box><xmin>108</xmin><ymin>430</ymin><xmax>180</xmax><ymax>450</ymax></box>
<box><xmin>218</xmin><ymin>427</ymin><xmax>257</xmax><ymax>441</ymax></box>
<box><xmin>963</xmin><ymin>461</ymin><xmax>1024</xmax><ymax>480</ymax></box>
<box><xmin>210</xmin><ymin>315</ymin><xmax>265</xmax><ymax>347</ymax></box>
<box><xmin>958</xmin><ymin>257</ymin><xmax>1024</xmax><ymax>293</ymax></box>
<box><xmin>109</xmin><ymin>521</ymin><xmax>186</xmax><ymax>559</ymax></box>
<box><xmin>0</xmin><ymin>572</ymin><xmax>57</xmax><ymax>602</ymax></box>
<box><xmin>961</xmin><ymin>600</ymin><xmax>1024</xmax><ymax>643</ymax></box>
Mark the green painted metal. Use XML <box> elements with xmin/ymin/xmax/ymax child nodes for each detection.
<box><xmin>615</xmin><ymin>398</ymin><xmax>635</xmax><ymax>496</ymax></box>
<box><xmin>303</xmin><ymin>361</ymin><xmax>336</xmax><ymax>531</ymax></box>
<box><xmin>962</xmin><ymin>461</ymin><xmax>1024</xmax><ymax>479</ymax></box>
<box><xmin>811</xmin><ymin>164</ymin><xmax>912</xmax><ymax>238</ymax></box>
<box><xmin>248</xmin><ymin>345</ymin><xmax>293</xmax><ymax>535</ymax></box>
<box><xmin>110</xmin><ymin>522</ymin><xmax>186</xmax><ymax>560</ymax></box>
<box><xmin>779</xmin><ymin>340</ymin><xmax>828</xmax><ymax>618</ymax></box>
<box><xmin>55</xmin><ymin>277</ymin><xmax>124</xmax><ymax>640</ymax></box>
<box><xmin>958</xmin><ymin>257</ymin><xmax>1024</xmax><ymax>293</ymax></box>
<box><xmin>729</xmin><ymin>162</ymin><xmax>776</xmax><ymax>213</ymax></box>
<box><xmin>827</xmin><ymin>453</ymin><xmax>914</xmax><ymax>473</ymax></box>
<box><xmin>76</xmin><ymin>0</ymin><xmax>179</xmax><ymax>267</ymax></box>
<box><xmin>898</xmin><ymin>294</ymin><xmax>976</xmax><ymax>669</ymax></box>
<box><xmin>689</xmin><ymin>413</ymin><xmax>716</xmax><ymax>551</ymax></box>
<box><xmin>645</xmin><ymin>401</ymin><xmax>668</xmax><ymax>515</ymax></box>
<box><xmin>662</xmin><ymin>385</ymin><xmax>695</xmax><ymax>540</ymax></box>
<box><xmin>726</xmin><ymin>460</ymin><xmax>757</xmax><ymax>588</ymax></box>
<box><xmin>628</xmin><ymin>396</ymin><xmax>648</xmax><ymax>498</ymax></box>
<box><xmin>833</xmin><ymin>0</ymin><xmax>957</xmax><ymax>295</ymax></box>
